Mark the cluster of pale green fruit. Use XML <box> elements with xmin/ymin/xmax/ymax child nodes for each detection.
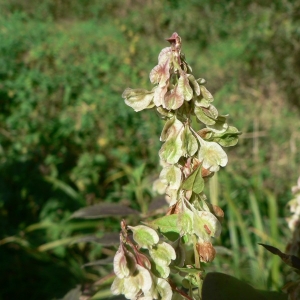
<box><xmin>112</xmin><ymin>32</ymin><xmax>240</xmax><ymax>300</ymax></box>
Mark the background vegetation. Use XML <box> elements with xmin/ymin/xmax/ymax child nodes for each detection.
<box><xmin>0</xmin><ymin>0</ymin><xmax>299</xmax><ymax>299</ymax></box>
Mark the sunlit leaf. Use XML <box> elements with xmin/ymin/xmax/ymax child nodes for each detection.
<box><xmin>212</xmin><ymin>126</ymin><xmax>241</xmax><ymax>147</ymax></box>
<box><xmin>122</xmin><ymin>88</ymin><xmax>154</xmax><ymax>112</ymax></box>
<box><xmin>197</xmin><ymin>138</ymin><xmax>228</xmax><ymax>172</ymax></box>
<box><xmin>149</xmin><ymin>242</ymin><xmax>176</xmax><ymax>267</ymax></box>
<box><xmin>159</xmin><ymin>131</ymin><xmax>184</xmax><ymax>164</ymax></box>
<box><xmin>200</xmin><ymin>85</ymin><xmax>214</xmax><ymax>101</ymax></box>
<box><xmin>193</xmin><ymin>210</ymin><xmax>222</xmax><ymax>240</ymax></box>
<box><xmin>178</xmin><ymin>209</ymin><xmax>194</xmax><ymax>235</ymax></box>
<box><xmin>128</xmin><ymin>225</ymin><xmax>159</xmax><ymax>249</ymax></box>
<box><xmin>150</xmin><ymin>59</ymin><xmax>170</xmax><ymax>86</ymax></box>
<box><xmin>182</xmin><ymin>125</ymin><xmax>198</xmax><ymax>156</ymax></box>
<box><xmin>113</xmin><ymin>245</ymin><xmax>136</xmax><ymax>278</ymax></box>
<box><xmin>147</xmin><ymin>214</ymin><xmax>180</xmax><ymax>241</ymax></box>
<box><xmin>202</xmin><ymin>105</ymin><xmax>218</xmax><ymax>120</ymax></box>
<box><xmin>163</xmin><ymin>85</ymin><xmax>184</xmax><ymax>110</ymax></box>
<box><xmin>159</xmin><ymin>165</ymin><xmax>182</xmax><ymax>190</ymax></box>
<box><xmin>195</xmin><ymin>97</ymin><xmax>211</xmax><ymax>108</ymax></box>
<box><xmin>207</xmin><ymin>115</ymin><xmax>228</xmax><ymax>133</ymax></box>
<box><xmin>178</xmin><ymin>73</ymin><xmax>193</xmax><ymax>101</ymax></box>
<box><xmin>160</xmin><ymin>116</ymin><xmax>184</xmax><ymax>141</ymax></box>
<box><xmin>194</xmin><ymin>106</ymin><xmax>216</xmax><ymax>125</ymax></box>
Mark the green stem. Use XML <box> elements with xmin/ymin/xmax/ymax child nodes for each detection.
<box><xmin>193</xmin><ymin>234</ymin><xmax>202</xmax><ymax>299</ymax></box>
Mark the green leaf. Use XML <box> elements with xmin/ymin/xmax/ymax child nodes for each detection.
<box><xmin>207</xmin><ymin>115</ymin><xmax>228</xmax><ymax>134</ymax></box>
<box><xmin>200</xmin><ymin>85</ymin><xmax>214</xmax><ymax>101</ymax></box>
<box><xmin>149</xmin><ymin>242</ymin><xmax>176</xmax><ymax>267</ymax></box>
<box><xmin>156</xmin><ymin>106</ymin><xmax>174</xmax><ymax>118</ymax></box>
<box><xmin>212</xmin><ymin>126</ymin><xmax>241</xmax><ymax>147</ymax></box>
<box><xmin>193</xmin><ymin>210</ymin><xmax>222</xmax><ymax>240</ymax></box>
<box><xmin>147</xmin><ymin>214</ymin><xmax>180</xmax><ymax>241</ymax></box>
<box><xmin>195</xmin><ymin>97</ymin><xmax>211</xmax><ymax>108</ymax></box>
<box><xmin>181</xmin><ymin>166</ymin><xmax>204</xmax><ymax>194</ymax></box>
<box><xmin>122</xmin><ymin>88</ymin><xmax>154</xmax><ymax>112</ymax></box>
<box><xmin>188</xmin><ymin>74</ymin><xmax>200</xmax><ymax>96</ymax></box>
<box><xmin>128</xmin><ymin>225</ymin><xmax>159</xmax><ymax>249</ymax></box>
<box><xmin>198</xmin><ymin>138</ymin><xmax>228</xmax><ymax>172</ymax></box>
<box><xmin>152</xmin><ymin>263</ymin><xmax>171</xmax><ymax>279</ymax></box>
<box><xmin>160</xmin><ymin>117</ymin><xmax>184</xmax><ymax>142</ymax></box>
<box><xmin>178</xmin><ymin>210</ymin><xmax>194</xmax><ymax>235</ymax></box>
<box><xmin>159</xmin><ymin>131</ymin><xmax>184</xmax><ymax>164</ymax></box>
<box><xmin>182</xmin><ymin>125</ymin><xmax>198</xmax><ymax>156</ymax></box>
<box><xmin>159</xmin><ymin>165</ymin><xmax>182</xmax><ymax>190</ymax></box>
<box><xmin>202</xmin><ymin>105</ymin><xmax>218</xmax><ymax>120</ymax></box>
<box><xmin>178</xmin><ymin>73</ymin><xmax>193</xmax><ymax>101</ymax></box>
<box><xmin>194</xmin><ymin>106</ymin><xmax>216</xmax><ymax>125</ymax></box>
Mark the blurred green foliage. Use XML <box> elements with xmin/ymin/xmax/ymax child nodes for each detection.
<box><xmin>0</xmin><ymin>0</ymin><xmax>300</xmax><ymax>299</ymax></box>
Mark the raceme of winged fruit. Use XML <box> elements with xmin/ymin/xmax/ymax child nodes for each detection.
<box><xmin>112</xmin><ymin>32</ymin><xmax>240</xmax><ymax>300</ymax></box>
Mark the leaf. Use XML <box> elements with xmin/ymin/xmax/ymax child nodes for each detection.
<box><xmin>202</xmin><ymin>272</ymin><xmax>288</xmax><ymax>300</ymax></box>
<box><xmin>81</xmin><ymin>257</ymin><xmax>113</xmax><ymax>268</ymax></box>
<box><xmin>200</xmin><ymin>85</ymin><xmax>214</xmax><ymax>101</ymax></box>
<box><xmin>195</xmin><ymin>97</ymin><xmax>211</xmax><ymax>108</ymax></box>
<box><xmin>159</xmin><ymin>131</ymin><xmax>184</xmax><ymax>164</ymax></box>
<box><xmin>212</xmin><ymin>126</ymin><xmax>241</xmax><ymax>147</ymax></box>
<box><xmin>163</xmin><ymin>85</ymin><xmax>184</xmax><ymax>110</ymax></box>
<box><xmin>178</xmin><ymin>210</ymin><xmax>194</xmax><ymax>235</ymax></box>
<box><xmin>181</xmin><ymin>166</ymin><xmax>204</xmax><ymax>194</ymax></box>
<box><xmin>198</xmin><ymin>138</ymin><xmax>228</xmax><ymax>172</ymax></box>
<box><xmin>129</xmin><ymin>225</ymin><xmax>159</xmax><ymax>249</ymax></box>
<box><xmin>60</xmin><ymin>285</ymin><xmax>82</xmax><ymax>300</ymax></box>
<box><xmin>178</xmin><ymin>73</ymin><xmax>193</xmax><ymax>101</ymax></box>
<box><xmin>207</xmin><ymin>115</ymin><xmax>228</xmax><ymax>134</ymax></box>
<box><xmin>160</xmin><ymin>117</ymin><xmax>184</xmax><ymax>142</ymax></box>
<box><xmin>73</xmin><ymin>233</ymin><xmax>120</xmax><ymax>246</ymax></box>
<box><xmin>122</xmin><ymin>88</ymin><xmax>154</xmax><ymax>112</ymax></box>
<box><xmin>147</xmin><ymin>214</ymin><xmax>180</xmax><ymax>241</ymax></box>
<box><xmin>194</xmin><ymin>106</ymin><xmax>216</xmax><ymax>125</ymax></box>
<box><xmin>188</xmin><ymin>74</ymin><xmax>200</xmax><ymax>95</ymax></box>
<box><xmin>193</xmin><ymin>210</ymin><xmax>222</xmax><ymax>240</ymax></box>
<box><xmin>159</xmin><ymin>165</ymin><xmax>182</xmax><ymax>190</ymax></box>
<box><xmin>202</xmin><ymin>105</ymin><xmax>218</xmax><ymax>120</ymax></box>
<box><xmin>182</xmin><ymin>125</ymin><xmax>198</xmax><ymax>156</ymax></box>
<box><xmin>150</xmin><ymin>59</ymin><xmax>170</xmax><ymax>86</ymax></box>
<box><xmin>149</xmin><ymin>242</ymin><xmax>176</xmax><ymax>267</ymax></box>
<box><xmin>259</xmin><ymin>243</ymin><xmax>300</xmax><ymax>270</ymax></box>
<box><xmin>71</xmin><ymin>203</ymin><xmax>139</xmax><ymax>219</ymax></box>
<box><xmin>158</xmin><ymin>47</ymin><xmax>172</xmax><ymax>65</ymax></box>
<box><xmin>153</xmin><ymin>84</ymin><xmax>168</xmax><ymax>106</ymax></box>
<box><xmin>156</xmin><ymin>106</ymin><xmax>174</xmax><ymax>118</ymax></box>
